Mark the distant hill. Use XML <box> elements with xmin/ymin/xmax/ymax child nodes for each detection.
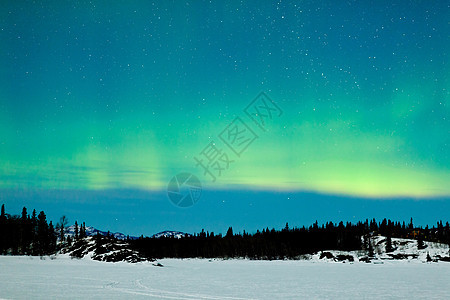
<box><xmin>63</xmin><ymin>225</ymin><xmax>138</xmax><ymax>240</ymax></box>
<box><xmin>151</xmin><ymin>230</ymin><xmax>191</xmax><ymax>239</ymax></box>
<box><xmin>62</xmin><ymin>226</ymin><xmax>191</xmax><ymax>240</ymax></box>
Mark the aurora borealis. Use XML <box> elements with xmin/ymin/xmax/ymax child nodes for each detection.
<box><xmin>0</xmin><ymin>1</ymin><xmax>449</xmax><ymax>234</ymax></box>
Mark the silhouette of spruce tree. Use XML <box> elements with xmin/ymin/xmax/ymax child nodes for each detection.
<box><xmin>56</xmin><ymin>216</ymin><xmax>68</xmax><ymax>244</ymax></box>
<box><xmin>36</xmin><ymin>211</ymin><xmax>49</xmax><ymax>255</ymax></box>
<box><xmin>74</xmin><ymin>221</ymin><xmax>79</xmax><ymax>239</ymax></box>
<box><xmin>20</xmin><ymin>207</ymin><xmax>31</xmax><ymax>254</ymax></box>
<box><xmin>417</xmin><ymin>233</ymin><xmax>426</xmax><ymax>250</ymax></box>
<box><xmin>385</xmin><ymin>235</ymin><xmax>394</xmax><ymax>253</ymax></box>
<box><xmin>0</xmin><ymin>204</ymin><xmax>5</xmax><ymax>254</ymax></box>
<box><xmin>226</xmin><ymin>227</ymin><xmax>233</xmax><ymax>238</ymax></box>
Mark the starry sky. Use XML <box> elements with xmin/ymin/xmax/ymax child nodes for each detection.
<box><xmin>0</xmin><ymin>1</ymin><xmax>449</xmax><ymax>235</ymax></box>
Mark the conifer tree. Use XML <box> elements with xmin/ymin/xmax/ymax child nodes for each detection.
<box><xmin>36</xmin><ymin>211</ymin><xmax>49</xmax><ymax>255</ymax></box>
<box><xmin>58</xmin><ymin>225</ymin><xmax>64</xmax><ymax>244</ymax></box>
<box><xmin>19</xmin><ymin>207</ymin><xmax>30</xmax><ymax>254</ymax></box>
<box><xmin>0</xmin><ymin>204</ymin><xmax>5</xmax><ymax>220</ymax></box>
<box><xmin>368</xmin><ymin>238</ymin><xmax>375</xmax><ymax>257</ymax></box>
<box><xmin>81</xmin><ymin>222</ymin><xmax>86</xmax><ymax>238</ymax></box>
<box><xmin>226</xmin><ymin>227</ymin><xmax>233</xmax><ymax>238</ymax></box>
<box><xmin>409</xmin><ymin>218</ymin><xmax>414</xmax><ymax>230</ymax></box>
<box><xmin>74</xmin><ymin>221</ymin><xmax>79</xmax><ymax>239</ymax></box>
<box><xmin>0</xmin><ymin>204</ymin><xmax>5</xmax><ymax>253</ymax></box>
<box><xmin>48</xmin><ymin>221</ymin><xmax>56</xmax><ymax>252</ymax></box>
<box><xmin>57</xmin><ymin>216</ymin><xmax>68</xmax><ymax>243</ymax></box>
<box><xmin>21</xmin><ymin>207</ymin><xmax>27</xmax><ymax>220</ymax></box>
<box><xmin>31</xmin><ymin>209</ymin><xmax>37</xmax><ymax>235</ymax></box>
<box><xmin>385</xmin><ymin>235</ymin><xmax>393</xmax><ymax>253</ymax></box>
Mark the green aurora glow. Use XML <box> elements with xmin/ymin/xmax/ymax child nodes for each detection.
<box><xmin>0</xmin><ymin>1</ymin><xmax>449</xmax><ymax>199</ymax></box>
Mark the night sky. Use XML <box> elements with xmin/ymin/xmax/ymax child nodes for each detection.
<box><xmin>1</xmin><ymin>1</ymin><xmax>449</xmax><ymax>235</ymax></box>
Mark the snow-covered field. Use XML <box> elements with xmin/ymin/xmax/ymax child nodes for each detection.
<box><xmin>1</xmin><ymin>255</ymin><xmax>450</xmax><ymax>299</ymax></box>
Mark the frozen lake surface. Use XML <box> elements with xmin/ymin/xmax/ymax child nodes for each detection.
<box><xmin>1</xmin><ymin>255</ymin><xmax>450</xmax><ymax>299</ymax></box>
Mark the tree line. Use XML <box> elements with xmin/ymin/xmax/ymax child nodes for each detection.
<box><xmin>130</xmin><ymin>219</ymin><xmax>450</xmax><ymax>260</ymax></box>
<box><xmin>0</xmin><ymin>204</ymin><xmax>87</xmax><ymax>255</ymax></box>
<box><xmin>1</xmin><ymin>203</ymin><xmax>449</xmax><ymax>259</ymax></box>
<box><xmin>0</xmin><ymin>204</ymin><xmax>57</xmax><ymax>255</ymax></box>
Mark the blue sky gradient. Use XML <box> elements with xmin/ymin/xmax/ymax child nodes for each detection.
<box><xmin>1</xmin><ymin>1</ymin><xmax>448</xmax><ymax>235</ymax></box>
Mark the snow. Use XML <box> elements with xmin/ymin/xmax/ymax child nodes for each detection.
<box><xmin>309</xmin><ymin>236</ymin><xmax>450</xmax><ymax>263</ymax></box>
<box><xmin>1</xmin><ymin>255</ymin><xmax>450</xmax><ymax>299</ymax></box>
<box><xmin>370</xmin><ymin>236</ymin><xmax>450</xmax><ymax>261</ymax></box>
<box><xmin>151</xmin><ymin>230</ymin><xmax>191</xmax><ymax>239</ymax></box>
